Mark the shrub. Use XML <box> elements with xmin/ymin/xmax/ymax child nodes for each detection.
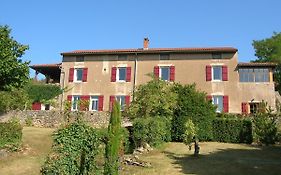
<box><xmin>253</xmin><ymin>112</ymin><xmax>278</xmax><ymax>145</ymax></box>
<box><xmin>0</xmin><ymin>89</ymin><xmax>30</xmax><ymax>113</ymax></box>
<box><xmin>212</xmin><ymin>117</ymin><xmax>253</xmax><ymax>143</ymax></box>
<box><xmin>25</xmin><ymin>116</ymin><xmax>33</xmax><ymax>126</ymax></box>
<box><xmin>41</xmin><ymin>121</ymin><xmax>101</xmax><ymax>175</ymax></box>
<box><xmin>0</xmin><ymin>119</ymin><xmax>22</xmax><ymax>150</ymax></box>
<box><xmin>172</xmin><ymin>83</ymin><xmax>216</xmax><ymax>141</ymax></box>
<box><xmin>132</xmin><ymin>116</ymin><xmax>171</xmax><ymax>147</ymax></box>
<box><xmin>183</xmin><ymin>119</ymin><xmax>197</xmax><ymax>146</ymax></box>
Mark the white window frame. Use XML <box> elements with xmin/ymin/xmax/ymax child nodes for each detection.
<box><xmin>115</xmin><ymin>95</ymin><xmax>126</xmax><ymax>111</ymax></box>
<box><xmin>212</xmin><ymin>66</ymin><xmax>222</xmax><ymax>81</ymax></box>
<box><xmin>89</xmin><ymin>96</ymin><xmax>99</xmax><ymax>111</ymax></box>
<box><xmin>74</xmin><ymin>68</ymin><xmax>83</xmax><ymax>82</ymax></box>
<box><xmin>212</xmin><ymin>95</ymin><xmax>223</xmax><ymax>113</ymax></box>
<box><xmin>159</xmin><ymin>66</ymin><xmax>170</xmax><ymax>81</ymax></box>
<box><xmin>116</xmin><ymin>67</ymin><xmax>126</xmax><ymax>82</ymax></box>
<box><xmin>72</xmin><ymin>96</ymin><xmax>80</xmax><ymax>111</ymax></box>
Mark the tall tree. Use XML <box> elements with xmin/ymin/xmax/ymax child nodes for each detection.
<box><xmin>252</xmin><ymin>32</ymin><xmax>281</xmax><ymax>92</ymax></box>
<box><xmin>0</xmin><ymin>25</ymin><xmax>29</xmax><ymax>91</ymax></box>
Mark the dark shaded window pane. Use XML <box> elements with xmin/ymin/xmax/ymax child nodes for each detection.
<box><xmin>76</xmin><ymin>56</ymin><xmax>84</xmax><ymax>62</ymax></box>
<box><xmin>118</xmin><ymin>67</ymin><xmax>126</xmax><ymax>81</ymax></box>
<box><xmin>160</xmin><ymin>54</ymin><xmax>170</xmax><ymax>60</ymax></box>
<box><xmin>161</xmin><ymin>67</ymin><xmax>170</xmax><ymax>80</ymax></box>
<box><xmin>76</xmin><ymin>69</ymin><xmax>83</xmax><ymax>81</ymax></box>
<box><xmin>118</xmin><ymin>55</ymin><xmax>128</xmax><ymax>61</ymax></box>
<box><xmin>213</xmin><ymin>66</ymin><xmax>222</xmax><ymax>80</ymax></box>
<box><xmin>212</xmin><ymin>53</ymin><xmax>222</xmax><ymax>59</ymax></box>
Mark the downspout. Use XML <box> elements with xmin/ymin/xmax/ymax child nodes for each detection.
<box><xmin>132</xmin><ymin>53</ymin><xmax>138</xmax><ymax>100</ymax></box>
<box><xmin>59</xmin><ymin>66</ymin><xmax>65</xmax><ymax>112</ymax></box>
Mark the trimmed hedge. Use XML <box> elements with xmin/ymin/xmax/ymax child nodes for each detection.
<box><xmin>0</xmin><ymin>120</ymin><xmax>22</xmax><ymax>149</ymax></box>
<box><xmin>212</xmin><ymin>118</ymin><xmax>253</xmax><ymax>144</ymax></box>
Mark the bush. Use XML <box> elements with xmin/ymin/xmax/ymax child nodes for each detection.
<box><xmin>212</xmin><ymin>117</ymin><xmax>253</xmax><ymax>144</ymax></box>
<box><xmin>132</xmin><ymin>117</ymin><xmax>171</xmax><ymax>147</ymax></box>
<box><xmin>0</xmin><ymin>89</ymin><xmax>30</xmax><ymax>113</ymax></box>
<box><xmin>253</xmin><ymin>112</ymin><xmax>278</xmax><ymax>145</ymax></box>
<box><xmin>0</xmin><ymin>119</ymin><xmax>22</xmax><ymax>150</ymax></box>
<box><xmin>25</xmin><ymin>116</ymin><xmax>33</xmax><ymax>126</ymax></box>
<box><xmin>172</xmin><ymin>84</ymin><xmax>216</xmax><ymax>141</ymax></box>
<box><xmin>41</xmin><ymin>121</ymin><xmax>101</xmax><ymax>175</ymax></box>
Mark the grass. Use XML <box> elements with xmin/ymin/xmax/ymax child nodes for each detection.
<box><xmin>0</xmin><ymin>127</ymin><xmax>54</xmax><ymax>175</ymax></box>
<box><xmin>0</xmin><ymin>127</ymin><xmax>281</xmax><ymax>175</ymax></box>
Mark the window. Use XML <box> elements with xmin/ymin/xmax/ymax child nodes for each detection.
<box><xmin>117</xmin><ymin>67</ymin><xmax>126</xmax><ymax>81</ymax></box>
<box><xmin>76</xmin><ymin>56</ymin><xmax>84</xmax><ymax>62</ymax></box>
<box><xmin>118</xmin><ymin>55</ymin><xmax>128</xmax><ymax>61</ymax></box>
<box><xmin>160</xmin><ymin>54</ymin><xmax>170</xmax><ymax>60</ymax></box>
<box><xmin>74</xmin><ymin>68</ymin><xmax>83</xmax><ymax>82</ymax></box>
<box><xmin>213</xmin><ymin>66</ymin><xmax>222</xmax><ymax>81</ymax></box>
<box><xmin>239</xmin><ymin>68</ymin><xmax>269</xmax><ymax>82</ymax></box>
<box><xmin>90</xmin><ymin>96</ymin><xmax>99</xmax><ymax>111</ymax></box>
<box><xmin>160</xmin><ymin>67</ymin><xmax>170</xmax><ymax>81</ymax></box>
<box><xmin>212</xmin><ymin>53</ymin><xmax>222</xmax><ymax>59</ymax></box>
<box><xmin>116</xmin><ymin>96</ymin><xmax>126</xmax><ymax>111</ymax></box>
<box><xmin>249</xmin><ymin>102</ymin><xmax>260</xmax><ymax>114</ymax></box>
<box><xmin>212</xmin><ymin>96</ymin><xmax>223</xmax><ymax>113</ymax></box>
<box><xmin>72</xmin><ymin>96</ymin><xmax>80</xmax><ymax>111</ymax></box>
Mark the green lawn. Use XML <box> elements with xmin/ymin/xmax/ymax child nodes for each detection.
<box><xmin>0</xmin><ymin>127</ymin><xmax>281</xmax><ymax>175</ymax></box>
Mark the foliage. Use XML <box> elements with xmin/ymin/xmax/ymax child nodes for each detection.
<box><xmin>252</xmin><ymin>112</ymin><xmax>278</xmax><ymax>145</ymax></box>
<box><xmin>0</xmin><ymin>119</ymin><xmax>22</xmax><ymax>151</ymax></box>
<box><xmin>0</xmin><ymin>25</ymin><xmax>29</xmax><ymax>91</ymax></box>
<box><xmin>182</xmin><ymin>119</ymin><xmax>197</xmax><ymax>146</ymax></box>
<box><xmin>252</xmin><ymin>32</ymin><xmax>281</xmax><ymax>92</ymax></box>
<box><xmin>172</xmin><ymin>83</ymin><xmax>216</xmax><ymax>141</ymax></box>
<box><xmin>25</xmin><ymin>116</ymin><xmax>33</xmax><ymax>126</ymax></box>
<box><xmin>132</xmin><ymin>116</ymin><xmax>171</xmax><ymax>147</ymax></box>
<box><xmin>212</xmin><ymin>117</ymin><xmax>253</xmax><ymax>144</ymax></box>
<box><xmin>41</xmin><ymin>121</ymin><xmax>101</xmax><ymax>175</ymax></box>
<box><xmin>25</xmin><ymin>82</ymin><xmax>62</xmax><ymax>103</ymax></box>
<box><xmin>0</xmin><ymin>89</ymin><xmax>30</xmax><ymax>113</ymax></box>
<box><xmin>126</xmin><ymin>77</ymin><xmax>177</xmax><ymax>120</ymax></box>
<box><xmin>104</xmin><ymin>101</ymin><xmax>123</xmax><ymax>175</ymax></box>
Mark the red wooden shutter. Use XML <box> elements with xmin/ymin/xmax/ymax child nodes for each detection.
<box><xmin>32</xmin><ymin>102</ymin><xmax>41</xmax><ymax>110</ymax></box>
<box><xmin>126</xmin><ymin>67</ymin><xmax>131</xmax><ymax>82</ymax></box>
<box><xmin>206</xmin><ymin>95</ymin><xmax>212</xmax><ymax>102</ymax></box>
<box><xmin>125</xmin><ymin>95</ymin><xmax>130</xmax><ymax>107</ymax></box>
<box><xmin>98</xmin><ymin>95</ymin><xmax>104</xmax><ymax>111</ymax></box>
<box><xmin>111</xmin><ymin>67</ymin><xmax>117</xmax><ymax>82</ymax></box>
<box><xmin>206</xmin><ymin>65</ymin><xmax>212</xmax><ymax>81</ymax></box>
<box><xmin>109</xmin><ymin>95</ymin><xmax>115</xmax><ymax>111</ymax></box>
<box><xmin>154</xmin><ymin>66</ymin><xmax>160</xmax><ymax>79</ymax></box>
<box><xmin>223</xmin><ymin>95</ymin><xmax>229</xmax><ymax>113</ymax></box>
<box><xmin>170</xmin><ymin>66</ymin><xmax>175</xmax><ymax>81</ymax></box>
<box><xmin>222</xmin><ymin>65</ymin><xmax>228</xmax><ymax>81</ymax></box>
<box><xmin>82</xmin><ymin>68</ymin><xmax>88</xmax><ymax>82</ymax></box>
<box><xmin>69</xmin><ymin>68</ymin><xmax>74</xmax><ymax>82</ymax></box>
<box><xmin>80</xmin><ymin>95</ymin><xmax>90</xmax><ymax>111</ymax></box>
<box><xmin>241</xmin><ymin>102</ymin><xmax>248</xmax><ymax>114</ymax></box>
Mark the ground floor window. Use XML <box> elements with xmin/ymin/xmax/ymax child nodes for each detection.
<box><xmin>115</xmin><ymin>96</ymin><xmax>126</xmax><ymax>111</ymax></box>
<box><xmin>249</xmin><ymin>102</ymin><xmax>260</xmax><ymax>114</ymax></box>
<box><xmin>90</xmin><ymin>96</ymin><xmax>99</xmax><ymax>111</ymax></box>
<box><xmin>212</xmin><ymin>95</ymin><xmax>223</xmax><ymax>113</ymax></box>
<box><xmin>72</xmin><ymin>96</ymin><xmax>80</xmax><ymax>111</ymax></box>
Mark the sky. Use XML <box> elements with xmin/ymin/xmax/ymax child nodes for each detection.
<box><xmin>1</xmin><ymin>0</ymin><xmax>281</xmax><ymax>77</ymax></box>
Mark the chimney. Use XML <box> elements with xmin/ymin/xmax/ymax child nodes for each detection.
<box><xmin>143</xmin><ymin>38</ymin><xmax>149</xmax><ymax>50</ymax></box>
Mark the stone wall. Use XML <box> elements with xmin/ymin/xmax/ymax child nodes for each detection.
<box><xmin>0</xmin><ymin>110</ymin><xmax>131</xmax><ymax>128</ymax></box>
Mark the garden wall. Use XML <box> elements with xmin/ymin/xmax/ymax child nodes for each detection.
<box><xmin>0</xmin><ymin>110</ymin><xmax>131</xmax><ymax>128</ymax></box>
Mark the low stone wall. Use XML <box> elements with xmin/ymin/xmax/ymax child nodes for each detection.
<box><xmin>0</xmin><ymin>110</ymin><xmax>131</xmax><ymax>128</ymax></box>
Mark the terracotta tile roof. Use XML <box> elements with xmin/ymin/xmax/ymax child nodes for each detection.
<box><xmin>61</xmin><ymin>47</ymin><xmax>237</xmax><ymax>55</ymax></box>
<box><xmin>30</xmin><ymin>63</ymin><xmax>61</xmax><ymax>68</ymax></box>
<box><xmin>238</xmin><ymin>62</ymin><xmax>277</xmax><ymax>67</ymax></box>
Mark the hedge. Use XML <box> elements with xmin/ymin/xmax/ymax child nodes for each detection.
<box><xmin>0</xmin><ymin>120</ymin><xmax>22</xmax><ymax>149</ymax></box>
<box><xmin>212</xmin><ymin>118</ymin><xmax>253</xmax><ymax>144</ymax></box>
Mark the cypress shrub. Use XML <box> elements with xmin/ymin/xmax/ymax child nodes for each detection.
<box><xmin>212</xmin><ymin>118</ymin><xmax>253</xmax><ymax>143</ymax></box>
<box><xmin>0</xmin><ymin>120</ymin><xmax>22</xmax><ymax>150</ymax></box>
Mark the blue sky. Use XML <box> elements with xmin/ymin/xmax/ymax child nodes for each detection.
<box><xmin>1</xmin><ymin>0</ymin><xmax>281</xmax><ymax>75</ymax></box>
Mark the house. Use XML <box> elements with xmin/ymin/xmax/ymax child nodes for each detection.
<box><xmin>31</xmin><ymin>38</ymin><xmax>277</xmax><ymax>113</ymax></box>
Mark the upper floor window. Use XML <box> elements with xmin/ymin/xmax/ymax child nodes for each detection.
<box><xmin>160</xmin><ymin>54</ymin><xmax>170</xmax><ymax>60</ymax></box>
<box><xmin>206</xmin><ymin>65</ymin><xmax>228</xmax><ymax>81</ymax></box>
<box><xmin>154</xmin><ymin>66</ymin><xmax>175</xmax><ymax>81</ymax></box>
<box><xmin>239</xmin><ymin>68</ymin><xmax>269</xmax><ymax>82</ymax></box>
<box><xmin>69</xmin><ymin>68</ymin><xmax>88</xmax><ymax>82</ymax></box>
<box><xmin>213</xmin><ymin>66</ymin><xmax>222</xmax><ymax>81</ymax></box>
<box><xmin>76</xmin><ymin>56</ymin><xmax>84</xmax><ymax>62</ymax></box>
<box><xmin>212</xmin><ymin>53</ymin><xmax>222</xmax><ymax>59</ymax></box>
<box><xmin>111</xmin><ymin>67</ymin><xmax>131</xmax><ymax>82</ymax></box>
<box><xmin>117</xmin><ymin>67</ymin><xmax>126</xmax><ymax>82</ymax></box>
<box><xmin>75</xmin><ymin>68</ymin><xmax>83</xmax><ymax>82</ymax></box>
<box><xmin>160</xmin><ymin>67</ymin><xmax>170</xmax><ymax>81</ymax></box>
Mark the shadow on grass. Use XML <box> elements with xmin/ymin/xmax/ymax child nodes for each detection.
<box><xmin>163</xmin><ymin>145</ymin><xmax>281</xmax><ymax>175</ymax></box>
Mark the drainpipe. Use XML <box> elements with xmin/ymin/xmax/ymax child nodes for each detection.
<box><xmin>59</xmin><ymin>66</ymin><xmax>65</xmax><ymax>112</ymax></box>
<box><xmin>132</xmin><ymin>53</ymin><xmax>138</xmax><ymax>100</ymax></box>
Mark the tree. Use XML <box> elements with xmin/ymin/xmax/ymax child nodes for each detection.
<box><xmin>252</xmin><ymin>32</ymin><xmax>281</xmax><ymax>92</ymax></box>
<box><xmin>104</xmin><ymin>101</ymin><xmax>123</xmax><ymax>175</ymax></box>
<box><xmin>0</xmin><ymin>25</ymin><xmax>29</xmax><ymax>91</ymax></box>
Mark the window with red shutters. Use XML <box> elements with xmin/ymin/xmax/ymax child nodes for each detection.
<box><xmin>126</xmin><ymin>67</ymin><xmax>131</xmax><ymax>82</ymax></box>
<box><xmin>206</xmin><ymin>65</ymin><xmax>212</xmax><ymax>81</ymax></box>
<box><xmin>125</xmin><ymin>95</ymin><xmax>130</xmax><ymax>107</ymax></box>
<box><xmin>111</xmin><ymin>67</ymin><xmax>117</xmax><ymax>82</ymax></box>
<box><xmin>69</xmin><ymin>68</ymin><xmax>74</xmax><ymax>82</ymax></box>
<box><xmin>80</xmin><ymin>95</ymin><xmax>90</xmax><ymax>111</ymax></box>
<box><xmin>222</xmin><ymin>65</ymin><xmax>228</xmax><ymax>81</ymax></box>
<box><xmin>170</xmin><ymin>66</ymin><xmax>175</xmax><ymax>81</ymax></box>
<box><xmin>109</xmin><ymin>95</ymin><xmax>115</xmax><ymax>111</ymax></box>
<box><xmin>82</xmin><ymin>68</ymin><xmax>88</xmax><ymax>82</ymax></box>
<box><xmin>241</xmin><ymin>102</ymin><xmax>248</xmax><ymax>114</ymax></box>
<box><xmin>154</xmin><ymin>66</ymin><xmax>160</xmax><ymax>78</ymax></box>
<box><xmin>223</xmin><ymin>96</ymin><xmax>229</xmax><ymax>113</ymax></box>
<box><xmin>98</xmin><ymin>96</ymin><xmax>104</xmax><ymax>111</ymax></box>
